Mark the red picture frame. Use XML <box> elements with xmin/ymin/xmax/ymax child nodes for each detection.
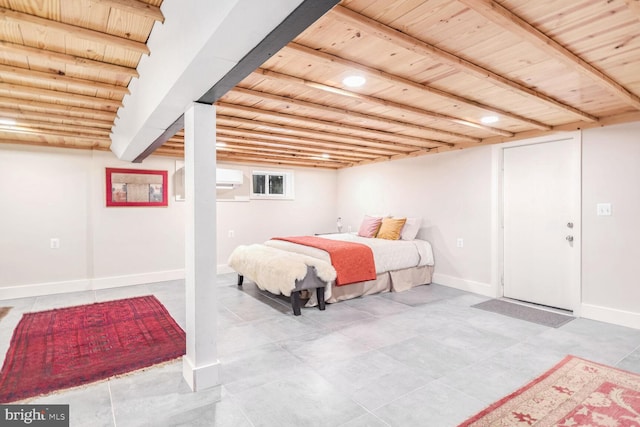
<box><xmin>106</xmin><ymin>168</ymin><xmax>168</xmax><ymax>207</ymax></box>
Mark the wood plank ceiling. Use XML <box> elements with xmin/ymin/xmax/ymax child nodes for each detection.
<box><xmin>1</xmin><ymin>0</ymin><xmax>639</xmax><ymax>169</ymax></box>
<box><xmin>0</xmin><ymin>0</ymin><xmax>161</xmax><ymax>151</ymax></box>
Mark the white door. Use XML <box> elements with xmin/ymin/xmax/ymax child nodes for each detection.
<box><xmin>503</xmin><ymin>137</ymin><xmax>580</xmax><ymax>311</ymax></box>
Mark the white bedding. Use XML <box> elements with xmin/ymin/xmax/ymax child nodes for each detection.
<box><xmin>264</xmin><ymin>233</ymin><xmax>434</xmax><ymax>274</ymax></box>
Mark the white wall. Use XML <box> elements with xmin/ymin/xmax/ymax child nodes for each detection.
<box><xmin>216</xmin><ymin>163</ymin><xmax>338</xmax><ymax>270</ymax></box>
<box><xmin>336</xmin><ymin>147</ymin><xmax>495</xmax><ymax>295</ymax></box>
<box><xmin>0</xmin><ymin>144</ymin><xmax>186</xmax><ymax>298</ymax></box>
<box><xmin>336</xmin><ymin>122</ymin><xmax>640</xmax><ymax>329</ymax></box>
<box><xmin>4</xmin><ymin>121</ymin><xmax>639</xmax><ymax>328</ymax></box>
<box><xmin>581</xmin><ymin>121</ymin><xmax>640</xmax><ymax>328</ymax></box>
<box><xmin>0</xmin><ymin>144</ymin><xmax>338</xmax><ymax>297</ymax></box>
<box><xmin>90</xmin><ymin>153</ymin><xmax>186</xmax><ymax>285</ymax></box>
<box><xmin>0</xmin><ymin>145</ymin><xmax>93</xmax><ymax>288</ymax></box>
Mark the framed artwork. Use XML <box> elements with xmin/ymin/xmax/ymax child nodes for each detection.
<box><xmin>106</xmin><ymin>168</ymin><xmax>168</xmax><ymax>207</ymax></box>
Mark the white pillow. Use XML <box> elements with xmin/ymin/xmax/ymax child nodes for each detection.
<box><xmin>400</xmin><ymin>217</ymin><xmax>421</xmax><ymax>240</ymax></box>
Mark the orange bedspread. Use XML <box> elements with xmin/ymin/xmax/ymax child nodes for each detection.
<box><xmin>271</xmin><ymin>236</ymin><xmax>376</xmax><ymax>286</ymax></box>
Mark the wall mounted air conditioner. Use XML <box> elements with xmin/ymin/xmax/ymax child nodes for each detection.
<box><xmin>216</xmin><ymin>168</ymin><xmax>243</xmax><ymax>189</ymax></box>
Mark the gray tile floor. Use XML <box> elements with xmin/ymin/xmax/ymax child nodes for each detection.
<box><xmin>1</xmin><ymin>274</ymin><xmax>640</xmax><ymax>426</ymax></box>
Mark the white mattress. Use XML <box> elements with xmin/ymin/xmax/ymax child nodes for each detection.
<box><xmin>264</xmin><ymin>233</ymin><xmax>434</xmax><ymax>274</ymax></box>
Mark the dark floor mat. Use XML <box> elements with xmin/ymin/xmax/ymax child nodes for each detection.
<box><xmin>472</xmin><ymin>299</ymin><xmax>574</xmax><ymax>328</ymax></box>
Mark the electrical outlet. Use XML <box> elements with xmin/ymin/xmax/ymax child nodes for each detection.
<box><xmin>50</xmin><ymin>238</ymin><xmax>60</xmax><ymax>249</ymax></box>
<box><xmin>456</xmin><ymin>238</ymin><xmax>464</xmax><ymax>248</ymax></box>
<box><xmin>228</xmin><ymin>230</ymin><xmax>234</xmax><ymax>238</ymax></box>
<box><xmin>596</xmin><ymin>203</ymin><xmax>612</xmax><ymax>216</ymax></box>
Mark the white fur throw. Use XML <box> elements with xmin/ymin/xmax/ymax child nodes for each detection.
<box><xmin>228</xmin><ymin>244</ymin><xmax>336</xmax><ymax>297</ymax></box>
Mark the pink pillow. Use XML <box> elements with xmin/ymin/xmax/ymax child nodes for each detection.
<box><xmin>358</xmin><ymin>215</ymin><xmax>383</xmax><ymax>238</ymax></box>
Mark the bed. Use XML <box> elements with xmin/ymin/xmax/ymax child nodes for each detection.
<box><xmin>262</xmin><ymin>232</ymin><xmax>435</xmax><ymax>306</ymax></box>
<box><xmin>228</xmin><ymin>215</ymin><xmax>435</xmax><ymax>312</ymax></box>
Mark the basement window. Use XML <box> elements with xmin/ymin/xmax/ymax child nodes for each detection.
<box><xmin>251</xmin><ymin>170</ymin><xmax>294</xmax><ymax>200</ymax></box>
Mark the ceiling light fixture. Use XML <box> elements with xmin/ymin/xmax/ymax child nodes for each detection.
<box><xmin>480</xmin><ymin>116</ymin><xmax>499</xmax><ymax>124</ymax></box>
<box><xmin>322</xmin><ymin>153</ymin><xmax>331</xmax><ymax>159</ymax></box>
<box><xmin>342</xmin><ymin>75</ymin><xmax>366</xmax><ymax>88</ymax></box>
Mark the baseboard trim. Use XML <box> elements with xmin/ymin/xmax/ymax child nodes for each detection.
<box><xmin>0</xmin><ymin>279</ymin><xmax>92</xmax><ymax>300</ymax></box>
<box><xmin>581</xmin><ymin>303</ymin><xmax>640</xmax><ymax>330</ymax></box>
<box><xmin>0</xmin><ymin>270</ymin><xmax>185</xmax><ymax>300</ymax></box>
<box><xmin>182</xmin><ymin>357</ymin><xmax>221</xmax><ymax>392</ymax></box>
<box><xmin>91</xmin><ymin>269</ymin><xmax>185</xmax><ymax>290</ymax></box>
<box><xmin>432</xmin><ymin>273</ymin><xmax>495</xmax><ymax>297</ymax></box>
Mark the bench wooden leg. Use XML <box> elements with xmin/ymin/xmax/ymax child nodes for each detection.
<box><xmin>237</xmin><ymin>274</ymin><xmax>244</xmax><ymax>287</ymax></box>
<box><xmin>291</xmin><ymin>291</ymin><xmax>302</xmax><ymax>316</ymax></box>
<box><xmin>317</xmin><ymin>287</ymin><xmax>325</xmax><ymax>311</ymax></box>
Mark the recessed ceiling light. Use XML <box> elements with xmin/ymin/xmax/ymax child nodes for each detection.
<box><xmin>342</xmin><ymin>75</ymin><xmax>366</xmax><ymax>88</ymax></box>
<box><xmin>322</xmin><ymin>153</ymin><xmax>331</xmax><ymax>159</ymax></box>
<box><xmin>216</xmin><ymin>142</ymin><xmax>227</xmax><ymax>149</ymax></box>
<box><xmin>480</xmin><ymin>116</ymin><xmax>499</xmax><ymax>124</ymax></box>
<box><xmin>0</xmin><ymin>118</ymin><xmax>16</xmax><ymax>126</ymax></box>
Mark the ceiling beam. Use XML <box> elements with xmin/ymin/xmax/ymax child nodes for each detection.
<box><xmin>0</xmin><ymin>96</ymin><xmax>117</xmax><ymax>121</ymax></box>
<box><xmin>151</xmin><ymin>148</ymin><xmax>183</xmax><ymax>156</ymax></box>
<box><xmin>157</xmin><ymin>123</ymin><xmax>393</xmax><ymax>161</ymax></box>
<box><xmin>140</xmin><ymin>0</ymin><xmax>341</xmax><ymax>163</ymax></box>
<box><xmin>196</xmin><ymin>0</ymin><xmax>341</xmax><ymax>104</ymax></box>
<box><xmin>0</xmin><ymin>126</ymin><xmax>111</xmax><ymax>143</ymax></box>
<box><xmin>0</xmin><ymin>64</ymin><xmax>129</xmax><ymax>96</ymax></box>
<box><xmin>217</xmin><ymin>103</ymin><xmax>455</xmax><ymax>148</ymax></box>
<box><xmin>0</xmin><ymin>135</ymin><xmax>109</xmax><ymax>150</ymax></box>
<box><xmin>216</xmin><ymin>152</ymin><xmax>346</xmax><ymax>169</ymax></box>
<box><xmin>91</xmin><ymin>0</ymin><xmax>165</xmax><ymax>22</ymax></box>
<box><xmin>1</xmin><ymin>8</ymin><xmax>147</xmax><ymax>54</ymax></box>
<box><xmin>217</xmin><ymin>126</ymin><xmax>403</xmax><ymax>157</ymax></box>
<box><xmin>250</xmin><ymin>68</ymin><xmax>512</xmax><ymax>138</ymax></box>
<box><xmin>1</xmin><ymin>118</ymin><xmax>110</xmax><ymax>137</ymax></box>
<box><xmin>0</xmin><ymin>83</ymin><xmax>122</xmax><ymax>110</ymax></box>
<box><xmin>459</xmin><ymin>0</ymin><xmax>640</xmax><ymax>110</ymax></box>
<box><xmin>217</xmin><ymin>142</ymin><xmax>358</xmax><ymax>164</ymax></box>
<box><xmin>215</xmin><ymin>135</ymin><xmax>378</xmax><ymax>160</ymax></box>
<box><xmin>0</xmin><ymin>107</ymin><xmax>114</xmax><ymax>129</ymax></box>
<box><xmin>217</xmin><ymin>116</ymin><xmax>422</xmax><ymax>153</ymax></box>
<box><xmin>0</xmin><ymin>41</ymin><xmax>139</xmax><ymax>78</ymax></box>
<box><xmin>331</xmin><ymin>5</ymin><xmax>598</xmax><ymax>123</ymax></box>
<box><xmin>162</xmin><ymin>128</ymin><xmax>393</xmax><ymax>161</ymax></box>
<box><xmin>0</xmin><ymin>7</ymin><xmax>150</xmax><ymax>54</ymax></box>
<box><xmin>284</xmin><ymin>43</ymin><xmax>551</xmax><ymax>131</ymax></box>
<box><xmin>227</xmin><ymin>86</ymin><xmax>481</xmax><ymax>141</ymax></box>
<box><xmin>132</xmin><ymin>114</ymin><xmax>184</xmax><ymax>163</ymax></box>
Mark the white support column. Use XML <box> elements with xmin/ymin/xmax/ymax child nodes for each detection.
<box><xmin>182</xmin><ymin>102</ymin><xmax>220</xmax><ymax>391</ymax></box>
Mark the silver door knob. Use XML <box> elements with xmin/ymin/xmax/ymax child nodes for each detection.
<box><xmin>566</xmin><ymin>235</ymin><xmax>574</xmax><ymax>242</ymax></box>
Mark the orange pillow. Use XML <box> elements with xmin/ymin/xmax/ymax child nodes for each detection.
<box><xmin>376</xmin><ymin>217</ymin><xmax>407</xmax><ymax>240</ymax></box>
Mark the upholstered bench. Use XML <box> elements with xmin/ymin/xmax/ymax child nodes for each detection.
<box><xmin>228</xmin><ymin>244</ymin><xmax>336</xmax><ymax>315</ymax></box>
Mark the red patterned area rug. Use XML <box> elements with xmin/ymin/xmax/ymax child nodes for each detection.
<box><xmin>0</xmin><ymin>295</ymin><xmax>185</xmax><ymax>403</ymax></box>
<box><xmin>460</xmin><ymin>355</ymin><xmax>640</xmax><ymax>426</ymax></box>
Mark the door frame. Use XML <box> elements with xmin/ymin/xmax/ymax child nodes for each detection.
<box><xmin>491</xmin><ymin>131</ymin><xmax>582</xmax><ymax>314</ymax></box>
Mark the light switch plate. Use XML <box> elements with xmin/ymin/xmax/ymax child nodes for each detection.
<box><xmin>597</xmin><ymin>203</ymin><xmax>612</xmax><ymax>216</ymax></box>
